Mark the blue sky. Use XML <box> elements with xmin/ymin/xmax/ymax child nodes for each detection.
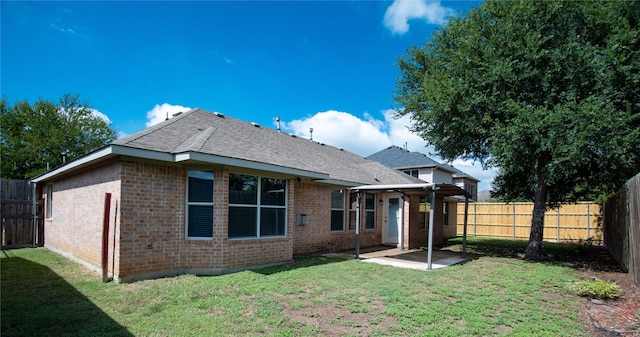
<box><xmin>1</xmin><ymin>0</ymin><xmax>495</xmax><ymax>189</ymax></box>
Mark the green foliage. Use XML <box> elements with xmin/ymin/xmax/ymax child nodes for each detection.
<box><xmin>394</xmin><ymin>0</ymin><xmax>640</xmax><ymax>203</ymax></box>
<box><xmin>569</xmin><ymin>279</ymin><xmax>622</xmax><ymax>300</ymax></box>
<box><xmin>0</xmin><ymin>94</ymin><xmax>117</xmax><ymax>179</ymax></box>
<box><xmin>394</xmin><ymin>0</ymin><xmax>639</xmax><ymax>259</ymax></box>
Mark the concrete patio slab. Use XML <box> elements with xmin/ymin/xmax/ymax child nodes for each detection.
<box><xmin>334</xmin><ymin>246</ymin><xmax>468</xmax><ymax>271</ymax></box>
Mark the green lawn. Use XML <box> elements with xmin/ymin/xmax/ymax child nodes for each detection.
<box><xmin>1</xmin><ymin>238</ymin><xmax>591</xmax><ymax>336</ymax></box>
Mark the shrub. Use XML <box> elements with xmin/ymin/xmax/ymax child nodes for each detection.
<box><xmin>569</xmin><ymin>279</ymin><xmax>622</xmax><ymax>300</ymax></box>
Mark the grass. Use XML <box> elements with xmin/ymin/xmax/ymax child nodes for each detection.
<box><xmin>1</xmin><ymin>237</ymin><xmax>592</xmax><ymax>336</ymax></box>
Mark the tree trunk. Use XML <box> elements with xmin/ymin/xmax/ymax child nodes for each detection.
<box><xmin>525</xmin><ymin>157</ymin><xmax>549</xmax><ymax>260</ymax></box>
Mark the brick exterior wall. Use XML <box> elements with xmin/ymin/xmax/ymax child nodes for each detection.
<box><xmin>43</xmin><ymin>158</ymin><xmax>452</xmax><ymax>282</ymax></box>
<box><xmin>43</xmin><ymin>161</ymin><xmax>122</xmax><ymax>276</ymax></box>
<box><xmin>406</xmin><ymin>195</ymin><xmax>454</xmax><ymax>249</ymax></box>
<box><xmin>291</xmin><ymin>183</ymin><xmax>382</xmax><ymax>255</ymax></box>
<box><xmin>443</xmin><ymin>202</ymin><xmax>458</xmax><ymax>238</ymax></box>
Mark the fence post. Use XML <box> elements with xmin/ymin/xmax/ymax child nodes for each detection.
<box><xmin>473</xmin><ymin>202</ymin><xmax>477</xmax><ymax>236</ymax></box>
<box><xmin>557</xmin><ymin>205</ymin><xmax>561</xmax><ymax>242</ymax></box>
<box><xmin>587</xmin><ymin>202</ymin><xmax>591</xmax><ymax>240</ymax></box>
<box><xmin>512</xmin><ymin>203</ymin><xmax>516</xmax><ymax>239</ymax></box>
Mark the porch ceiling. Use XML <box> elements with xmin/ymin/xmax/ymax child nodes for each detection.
<box><xmin>350</xmin><ymin>182</ymin><xmax>469</xmax><ymax>198</ymax></box>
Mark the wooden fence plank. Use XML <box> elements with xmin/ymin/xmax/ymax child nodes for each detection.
<box><xmin>1</xmin><ymin>179</ymin><xmax>43</xmax><ymax>248</ymax></box>
<box><xmin>456</xmin><ymin>202</ymin><xmax>602</xmax><ymax>244</ymax></box>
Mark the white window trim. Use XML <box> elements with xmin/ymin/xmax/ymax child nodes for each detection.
<box><xmin>46</xmin><ymin>184</ymin><xmax>53</xmax><ymax>219</ymax></box>
<box><xmin>364</xmin><ymin>193</ymin><xmax>376</xmax><ymax>230</ymax></box>
<box><xmin>330</xmin><ymin>189</ymin><xmax>345</xmax><ymax>232</ymax></box>
<box><xmin>185</xmin><ymin>171</ymin><xmax>214</xmax><ymax>240</ymax></box>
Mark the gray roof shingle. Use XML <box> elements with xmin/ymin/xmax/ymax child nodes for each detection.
<box><xmin>113</xmin><ymin>109</ymin><xmax>421</xmax><ymax>186</ymax></box>
<box><xmin>366</xmin><ymin>145</ymin><xmax>479</xmax><ymax>182</ymax></box>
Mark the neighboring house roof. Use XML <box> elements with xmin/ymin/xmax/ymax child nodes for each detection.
<box><xmin>366</xmin><ymin>146</ymin><xmax>480</xmax><ymax>182</ymax></box>
<box><xmin>34</xmin><ymin>109</ymin><xmax>422</xmax><ymax>187</ymax></box>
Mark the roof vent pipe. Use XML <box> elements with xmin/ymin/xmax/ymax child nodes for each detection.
<box><xmin>310</xmin><ymin>128</ymin><xmax>313</xmax><ymax>141</ymax></box>
<box><xmin>276</xmin><ymin>116</ymin><xmax>281</xmax><ymax>132</ymax></box>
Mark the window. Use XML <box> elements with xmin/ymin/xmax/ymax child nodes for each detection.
<box><xmin>330</xmin><ymin>190</ymin><xmax>345</xmax><ymax>231</ymax></box>
<box><xmin>348</xmin><ymin>193</ymin><xmax>357</xmax><ymax>231</ymax></box>
<box><xmin>229</xmin><ymin>173</ymin><xmax>286</xmax><ymax>238</ymax></box>
<box><xmin>443</xmin><ymin>202</ymin><xmax>449</xmax><ymax>227</ymax></box>
<box><xmin>403</xmin><ymin>169</ymin><xmax>419</xmax><ymax>178</ymax></box>
<box><xmin>347</xmin><ymin>193</ymin><xmax>376</xmax><ymax>230</ymax></box>
<box><xmin>186</xmin><ymin>171</ymin><xmax>214</xmax><ymax>239</ymax></box>
<box><xmin>419</xmin><ymin>195</ymin><xmax>430</xmax><ymax>230</ymax></box>
<box><xmin>364</xmin><ymin>193</ymin><xmax>375</xmax><ymax>230</ymax></box>
<box><xmin>46</xmin><ymin>184</ymin><xmax>53</xmax><ymax>219</ymax></box>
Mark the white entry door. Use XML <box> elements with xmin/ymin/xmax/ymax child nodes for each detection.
<box><xmin>383</xmin><ymin>195</ymin><xmax>402</xmax><ymax>245</ymax></box>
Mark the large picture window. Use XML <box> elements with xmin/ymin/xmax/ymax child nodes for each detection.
<box><xmin>186</xmin><ymin>171</ymin><xmax>214</xmax><ymax>239</ymax></box>
<box><xmin>330</xmin><ymin>190</ymin><xmax>345</xmax><ymax>231</ymax></box>
<box><xmin>229</xmin><ymin>174</ymin><xmax>286</xmax><ymax>238</ymax></box>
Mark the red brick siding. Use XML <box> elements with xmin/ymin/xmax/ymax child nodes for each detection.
<box><xmin>44</xmin><ymin>161</ymin><xmax>121</xmax><ymax>275</ymax></box>
<box><xmin>220</xmin><ymin>171</ymin><xmax>293</xmax><ymax>268</ymax></box>
<box><xmin>291</xmin><ymin>183</ymin><xmax>382</xmax><ymax>255</ymax></box>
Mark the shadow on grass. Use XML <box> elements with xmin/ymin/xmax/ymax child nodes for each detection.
<box><xmin>439</xmin><ymin>237</ymin><xmax>625</xmax><ymax>272</ymax></box>
<box><xmin>253</xmin><ymin>255</ymin><xmax>352</xmax><ymax>275</ymax></box>
<box><xmin>1</xmin><ymin>256</ymin><xmax>133</xmax><ymax>337</ymax></box>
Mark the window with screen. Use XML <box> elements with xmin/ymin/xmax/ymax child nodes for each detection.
<box><xmin>186</xmin><ymin>171</ymin><xmax>214</xmax><ymax>239</ymax></box>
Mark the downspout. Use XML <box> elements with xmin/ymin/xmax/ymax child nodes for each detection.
<box><xmin>462</xmin><ymin>193</ymin><xmax>469</xmax><ymax>259</ymax></box>
<box><xmin>101</xmin><ymin>193</ymin><xmax>112</xmax><ymax>283</ymax></box>
<box><xmin>427</xmin><ymin>186</ymin><xmax>438</xmax><ymax>270</ymax></box>
<box><xmin>111</xmin><ymin>200</ymin><xmax>118</xmax><ymax>282</ymax></box>
<box><xmin>355</xmin><ymin>192</ymin><xmax>361</xmax><ymax>259</ymax></box>
<box><xmin>31</xmin><ymin>181</ymin><xmax>37</xmax><ymax>248</ymax></box>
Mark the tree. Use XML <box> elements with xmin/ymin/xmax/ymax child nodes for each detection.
<box><xmin>1</xmin><ymin>94</ymin><xmax>117</xmax><ymax>179</ymax></box>
<box><xmin>394</xmin><ymin>0</ymin><xmax>640</xmax><ymax>260</ymax></box>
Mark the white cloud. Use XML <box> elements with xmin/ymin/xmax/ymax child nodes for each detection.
<box><xmin>449</xmin><ymin>159</ymin><xmax>497</xmax><ymax>191</ymax></box>
<box><xmin>283</xmin><ymin>109</ymin><xmax>495</xmax><ymax>191</ymax></box>
<box><xmin>145</xmin><ymin>103</ymin><xmax>192</xmax><ymax>127</ymax></box>
<box><xmin>383</xmin><ymin>0</ymin><xmax>455</xmax><ymax>35</ymax></box>
<box><xmin>89</xmin><ymin>108</ymin><xmax>111</xmax><ymax>124</ymax></box>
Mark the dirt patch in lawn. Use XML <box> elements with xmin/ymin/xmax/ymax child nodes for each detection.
<box><xmin>282</xmin><ymin>301</ymin><xmax>402</xmax><ymax>336</ymax></box>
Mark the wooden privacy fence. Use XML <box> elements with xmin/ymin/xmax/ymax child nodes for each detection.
<box><xmin>1</xmin><ymin>179</ymin><xmax>43</xmax><ymax>248</ymax></box>
<box><xmin>603</xmin><ymin>173</ymin><xmax>639</xmax><ymax>285</ymax></box>
<box><xmin>456</xmin><ymin>202</ymin><xmax>602</xmax><ymax>244</ymax></box>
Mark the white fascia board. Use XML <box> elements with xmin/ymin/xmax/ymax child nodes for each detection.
<box><xmin>310</xmin><ymin>179</ymin><xmax>362</xmax><ymax>187</ymax></box>
<box><xmin>174</xmin><ymin>151</ymin><xmax>329</xmax><ymax>180</ymax></box>
<box><xmin>32</xmin><ymin>146</ymin><xmax>114</xmax><ymax>182</ymax></box>
<box><xmin>350</xmin><ymin>183</ymin><xmax>468</xmax><ymax>195</ymax></box>
<box><xmin>32</xmin><ymin>145</ymin><xmax>176</xmax><ymax>183</ymax></box>
<box><xmin>393</xmin><ymin>164</ymin><xmax>438</xmax><ymax>171</ymax></box>
<box><xmin>350</xmin><ymin>183</ymin><xmax>433</xmax><ymax>192</ymax></box>
<box><xmin>113</xmin><ymin>145</ymin><xmax>175</xmax><ymax>162</ymax></box>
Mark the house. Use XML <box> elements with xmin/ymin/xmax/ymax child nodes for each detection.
<box><xmin>33</xmin><ymin>109</ymin><xmax>469</xmax><ymax>282</ymax></box>
<box><xmin>366</xmin><ymin>146</ymin><xmax>480</xmax><ymax>201</ymax></box>
<box><xmin>366</xmin><ymin>146</ymin><xmax>480</xmax><ymax>236</ymax></box>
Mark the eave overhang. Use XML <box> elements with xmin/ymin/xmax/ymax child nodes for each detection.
<box><xmin>32</xmin><ymin>145</ymin><xmax>330</xmax><ymax>183</ymax></box>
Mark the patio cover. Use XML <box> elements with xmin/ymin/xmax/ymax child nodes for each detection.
<box><xmin>350</xmin><ymin>183</ymin><xmax>471</xmax><ymax>270</ymax></box>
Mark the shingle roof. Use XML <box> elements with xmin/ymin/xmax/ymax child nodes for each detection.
<box><xmin>366</xmin><ymin>145</ymin><xmax>479</xmax><ymax>182</ymax></box>
<box><xmin>113</xmin><ymin>109</ymin><xmax>421</xmax><ymax>186</ymax></box>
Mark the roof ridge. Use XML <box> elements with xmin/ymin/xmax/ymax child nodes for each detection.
<box><xmin>113</xmin><ymin>108</ymin><xmax>198</xmax><ymax>145</ymax></box>
<box><xmin>173</xmin><ymin>125</ymin><xmax>216</xmax><ymax>153</ymax></box>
